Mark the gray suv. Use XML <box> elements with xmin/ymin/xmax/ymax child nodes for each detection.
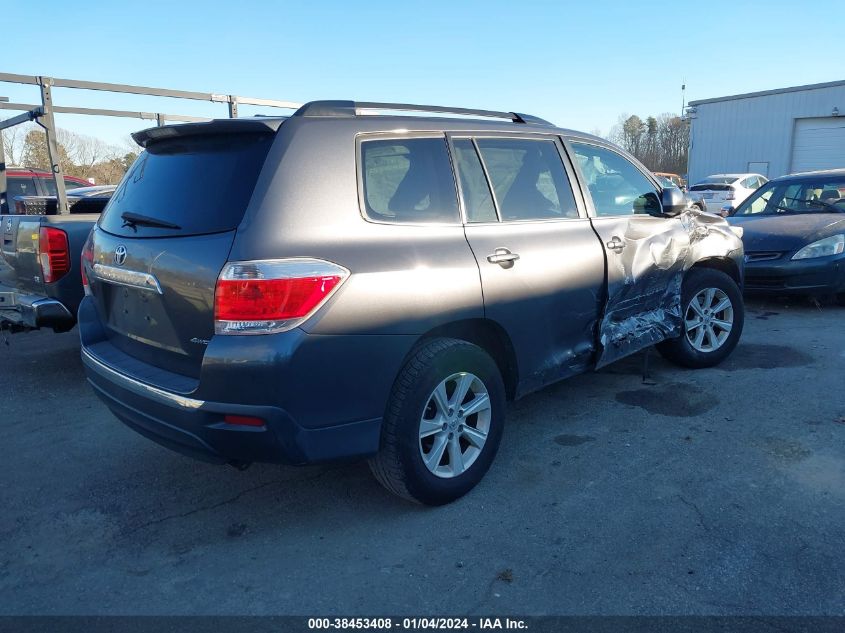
<box><xmin>79</xmin><ymin>101</ymin><xmax>745</xmax><ymax>505</ymax></box>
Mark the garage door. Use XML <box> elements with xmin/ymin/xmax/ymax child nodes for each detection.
<box><xmin>791</xmin><ymin>117</ymin><xmax>845</xmax><ymax>173</ymax></box>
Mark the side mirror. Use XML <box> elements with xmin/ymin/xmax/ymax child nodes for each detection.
<box><xmin>660</xmin><ymin>187</ymin><xmax>687</xmax><ymax>217</ymax></box>
<box><xmin>718</xmin><ymin>205</ymin><xmax>734</xmax><ymax>217</ymax></box>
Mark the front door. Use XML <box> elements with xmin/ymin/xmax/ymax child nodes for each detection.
<box><xmin>450</xmin><ymin>134</ymin><xmax>606</xmax><ymax>396</ymax></box>
<box><xmin>565</xmin><ymin>140</ymin><xmax>691</xmax><ymax>367</ymax></box>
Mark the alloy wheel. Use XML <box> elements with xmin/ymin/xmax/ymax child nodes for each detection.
<box><xmin>685</xmin><ymin>287</ymin><xmax>734</xmax><ymax>352</ymax></box>
<box><xmin>419</xmin><ymin>372</ymin><xmax>491</xmax><ymax>478</ymax></box>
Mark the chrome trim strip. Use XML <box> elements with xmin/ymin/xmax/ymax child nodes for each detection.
<box><xmin>92</xmin><ymin>264</ymin><xmax>163</xmax><ymax>294</ymax></box>
<box><xmin>81</xmin><ymin>347</ymin><xmax>204</xmax><ymax>410</ymax></box>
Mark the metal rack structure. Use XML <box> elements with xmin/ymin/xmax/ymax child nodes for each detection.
<box><xmin>0</xmin><ymin>72</ymin><xmax>301</xmax><ymax>213</ymax></box>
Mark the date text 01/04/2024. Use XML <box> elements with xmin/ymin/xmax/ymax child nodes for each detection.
<box><xmin>307</xmin><ymin>618</ymin><xmax>528</xmax><ymax>630</ymax></box>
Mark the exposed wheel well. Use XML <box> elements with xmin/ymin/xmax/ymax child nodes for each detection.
<box><xmin>690</xmin><ymin>257</ymin><xmax>741</xmax><ymax>286</ymax></box>
<box><xmin>418</xmin><ymin>319</ymin><xmax>519</xmax><ymax>400</ymax></box>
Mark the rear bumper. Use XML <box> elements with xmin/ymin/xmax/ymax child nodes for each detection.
<box><xmin>703</xmin><ymin>200</ymin><xmax>730</xmax><ymax>214</ymax></box>
<box><xmin>77</xmin><ymin>296</ymin><xmax>415</xmax><ymax>465</ymax></box>
<box><xmin>81</xmin><ymin>345</ymin><xmax>382</xmax><ymax>465</ymax></box>
<box><xmin>743</xmin><ymin>255</ymin><xmax>845</xmax><ymax>294</ymax></box>
<box><xmin>0</xmin><ymin>287</ymin><xmax>75</xmax><ymax>332</ymax></box>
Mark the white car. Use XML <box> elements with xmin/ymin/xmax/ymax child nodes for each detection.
<box><xmin>689</xmin><ymin>173</ymin><xmax>768</xmax><ymax>214</ymax></box>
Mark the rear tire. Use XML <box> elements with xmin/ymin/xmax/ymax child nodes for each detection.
<box><xmin>657</xmin><ymin>268</ymin><xmax>744</xmax><ymax>368</ymax></box>
<box><xmin>369</xmin><ymin>337</ymin><xmax>505</xmax><ymax>505</ymax></box>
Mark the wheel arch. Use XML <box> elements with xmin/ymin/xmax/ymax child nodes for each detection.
<box><xmin>415</xmin><ymin>319</ymin><xmax>519</xmax><ymax>400</ymax></box>
<box><xmin>688</xmin><ymin>257</ymin><xmax>741</xmax><ymax>286</ymax></box>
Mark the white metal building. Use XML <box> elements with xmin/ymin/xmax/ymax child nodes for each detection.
<box><xmin>687</xmin><ymin>79</ymin><xmax>845</xmax><ymax>184</ymax></box>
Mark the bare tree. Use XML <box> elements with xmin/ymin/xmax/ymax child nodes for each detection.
<box><xmin>609</xmin><ymin>111</ymin><xmax>689</xmax><ymax>174</ymax></box>
<box><xmin>15</xmin><ymin>125</ymin><xmax>136</xmax><ymax>184</ymax></box>
<box><xmin>1</xmin><ymin>123</ymin><xmax>37</xmax><ymax>166</ymax></box>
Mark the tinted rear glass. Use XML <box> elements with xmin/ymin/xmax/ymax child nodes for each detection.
<box><xmin>6</xmin><ymin>177</ymin><xmax>37</xmax><ymax>198</ymax></box>
<box><xmin>99</xmin><ymin>133</ymin><xmax>274</xmax><ymax>237</ymax></box>
<box><xmin>41</xmin><ymin>177</ymin><xmax>89</xmax><ymax>195</ymax></box>
<box><xmin>690</xmin><ymin>183</ymin><xmax>733</xmax><ymax>191</ymax></box>
<box><xmin>360</xmin><ymin>137</ymin><xmax>459</xmax><ymax>224</ymax></box>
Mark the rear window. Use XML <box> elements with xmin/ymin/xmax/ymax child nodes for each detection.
<box><xmin>4</xmin><ymin>176</ymin><xmax>37</xmax><ymax>202</ymax></box>
<box><xmin>40</xmin><ymin>177</ymin><xmax>88</xmax><ymax>196</ymax></box>
<box><xmin>99</xmin><ymin>133</ymin><xmax>274</xmax><ymax>237</ymax></box>
<box><xmin>3</xmin><ymin>177</ymin><xmax>36</xmax><ymax>213</ymax></box>
<box><xmin>690</xmin><ymin>183</ymin><xmax>733</xmax><ymax>192</ymax></box>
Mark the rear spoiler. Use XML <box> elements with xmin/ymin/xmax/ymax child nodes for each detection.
<box><xmin>132</xmin><ymin>117</ymin><xmax>285</xmax><ymax>148</ymax></box>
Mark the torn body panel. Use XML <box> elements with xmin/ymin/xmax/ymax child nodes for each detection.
<box><xmin>592</xmin><ymin>209</ymin><xmax>743</xmax><ymax>368</ymax></box>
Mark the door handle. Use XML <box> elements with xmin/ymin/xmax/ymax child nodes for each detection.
<box><xmin>487</xmin><ymin>247</ymin><xmax>520</xmax><ymax>267</ymax></box>
<box><xmin>606</xmin><ymin>236</ymin><xmax>625</xmax><ymax>252</ymax></box>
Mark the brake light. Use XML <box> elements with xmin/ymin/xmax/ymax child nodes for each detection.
<box><xmin>214</xmin><ymin>258</ymin><xmax>349</xmax><ymax>335</ymax></box>
<box><xmin>38</xmin><ymin>227</ymin><xmax>70</xmax><ymax>284</ymax></box>
<box><xmin>81</xmin><ymin>231</ymin><xmax>95</xmax><ymax>295</ymax></box>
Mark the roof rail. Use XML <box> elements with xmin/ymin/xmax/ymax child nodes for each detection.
<box><xmin>293</xmin><ymin>100</ymin><xmax>551</xmax><ymax>125</ymax></box>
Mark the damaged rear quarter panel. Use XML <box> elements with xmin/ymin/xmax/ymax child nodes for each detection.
<box><xmin>595</xmin><ymin>209</ymin><xmax>743</xmax><ymax>368</ymax></box>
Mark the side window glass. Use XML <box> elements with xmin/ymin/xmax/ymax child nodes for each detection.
<box><xmin>452</xmin><ymin>139</ymin><xmax>497</xmax><ymax>223</ymax></box>
<box><xmin>747</xmin><ymin>188</ymin><xmax>773</xmax><ymax>214</ymax></box>
<box><xmin>570</xmin><ymin>142</ymin><xmax>660</xmax><ymax>216</ymax></box>
<box><xmin>474</xmin><ymin>138</ymin><xmax>578</xmax><ymax>221</ymax></box>
<box><xmin>361</xmin><ymin>137</ymin><xmax>459</xmax><ymax>224</ymax></box>
<box><xmin>64</xmin><ymin>177</ymin><xmax>85</xmax><ymax>190</ymax></box>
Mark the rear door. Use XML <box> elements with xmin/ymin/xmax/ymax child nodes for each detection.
<box><xmin>87</xmin><ymin>124</ymin><xmax>278</xmax><ymax>379</ymax></box>
<box><xmin>451</xmin><ymin>134</ymin><xmax>605</xmax><ymax>395</ymax></box>
<box><xmin>565</xmin><ymin>139</ymin><xmax>690</xmax><ymax>367</ymax></box>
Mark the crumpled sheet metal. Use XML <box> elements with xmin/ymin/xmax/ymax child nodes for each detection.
<box><xmin>595</xmin><ymin>209</ymin><xmax>727</xmax><ymax>368</ymax></box>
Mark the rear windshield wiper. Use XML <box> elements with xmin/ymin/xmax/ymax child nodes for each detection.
<box><xmin>120</xmin><ymin>211</ymin><xmax>182</xmax><ymax>231</ymax></box>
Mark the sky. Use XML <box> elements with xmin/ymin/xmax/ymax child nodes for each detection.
<box><xmin>2</xmin><ymin>0</ymin><xmax>843</xmax><ymax>148</ymax></box>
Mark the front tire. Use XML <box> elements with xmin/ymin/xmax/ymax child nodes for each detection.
<box><xmin>657</xmin><ymin>268</ymin><xmax>744</xmax><ymax>368</ymax></box>
<box><xmin>369</xmin><ymin>337</ymin><xmax>505</xmax><ymax>505</ymax></box>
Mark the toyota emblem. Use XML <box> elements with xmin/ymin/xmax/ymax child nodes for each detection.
<box><xmin>114</xmin><ymin>245</ymin><xmax>127</xmax><ymax>266</ymax></box>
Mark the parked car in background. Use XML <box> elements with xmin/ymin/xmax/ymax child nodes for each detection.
<box><xmin>0</xmin><ymin>186</ymin><xmax>115</xmax><ymax>333</ymax></box>
<box><xmin>79</xmin><ymin>103</ymin><xmax>745</xmax><ymax>505</ymax></box>
<box><xmin>1</xmin><ymin>168</ymin><xmax>91</xmax><ymax>214</ymax></box>
<box><xmin>725</xmin><ymin>169</ymin><xmax>845</xmax><ymax>305</ymax></box>
<box><xmin>689</xmin><ymin>173</ymin><xmax>768</xmax><ymax>214</ymax></box>
<box><xmin>654</xmin><ymin>172</ymin><xmax>686</xmax><ymax>190</ymax></box>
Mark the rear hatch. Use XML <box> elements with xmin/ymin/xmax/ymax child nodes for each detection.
<box><xmin>88</xmin><ymin>120</ymin><xmax>280</xmax><ymax>379</ymax></box>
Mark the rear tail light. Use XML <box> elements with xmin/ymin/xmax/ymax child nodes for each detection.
<box><xmin>38</xmin><ymin>227</ymin><xmax>70</xmax><ymax>284</ymax></box>
<box><xmin>214</xmin><ymin>258</ymin><xmax>349</xmax><ymax>335</ymax></box>
<box><xmin>81</xmin><ymin>231</ymin><xmax>95</xmax><ymax>295</ymax></box>
<box><xmin>725</xmin><ymin>187</ymin><xmax>736</xmax><ymax>200</ymax></box>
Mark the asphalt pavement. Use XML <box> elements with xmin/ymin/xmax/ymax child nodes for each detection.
<box><xmin>1</xmin><ymin>297</ymin><xmax>843</xmax><ymax>615</ymax></box>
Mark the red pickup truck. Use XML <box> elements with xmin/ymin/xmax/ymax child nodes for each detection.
<box><xmin>1</xmin><ymin>169</ymin><xmax>91</xmax><ymax>213</ymax></box>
